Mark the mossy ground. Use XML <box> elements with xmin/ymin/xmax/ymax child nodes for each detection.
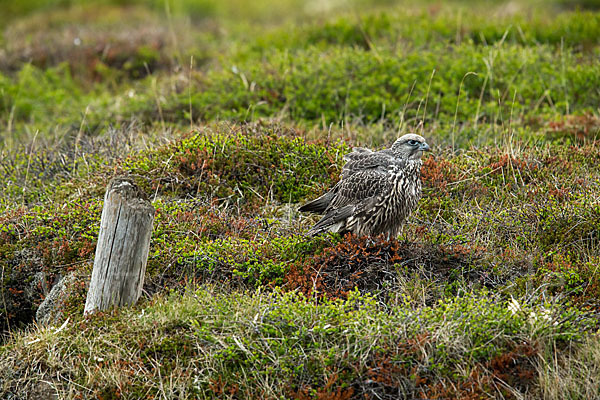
<box><xmin>1</xmin><ymin>0</ymin><xmax>600</xmax><ymax>399</ymax></box>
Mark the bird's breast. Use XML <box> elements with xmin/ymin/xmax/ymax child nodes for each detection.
<box><xmin>386</xmin><ymin>166</ymin><xmax>421</xmax><ymax>211</ymax></box>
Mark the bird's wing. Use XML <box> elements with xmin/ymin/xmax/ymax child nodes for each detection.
<box><xmin>328</xmin><ymin>169</ymin><xmax>390</xmax><ymax>210</ymax></box>
<box><xmin>299</xmin><ymin>154</ymin><xmax>391</xmax><ymax>214</ymax></box>
<box><xmin>299</xmin><ymin>150</ymin><xmax>391</xmax><ymax>214</ymax></box>
<box><xmin>307</xmin><ymin>170</ymin><xmax>390</xmax><ymax>235</ymax></box>
<box><xmin>343</xmin><ymin>147</ymin><xmax>373</xmax><ymax>161</ymax></box>
<box><xmin>341</xmin><ymin>150</ymin><xmax>399</xmax><ymax>179</ymax></box>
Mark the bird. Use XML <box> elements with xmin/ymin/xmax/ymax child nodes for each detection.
<box><xmin>299</xmin><ymin>133</ymin><xmax>430</xmax><ymax>239</ymax></box>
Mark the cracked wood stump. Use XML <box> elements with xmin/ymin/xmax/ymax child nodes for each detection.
<box><xmin>84</xmin><ymin>177</ymin><xmax>154</xmax><ymax>314</ymax></box>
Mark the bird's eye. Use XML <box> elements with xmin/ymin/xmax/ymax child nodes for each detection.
<box><xmin>408</xmin><ymin>140</ymin><xmax>419</xmax><ymax>146</ymax></box>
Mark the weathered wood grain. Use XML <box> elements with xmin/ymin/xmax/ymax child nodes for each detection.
<box><xmin>84</xmin><ymin>177</ymin><xmax>154</xmax><ymax>314</ymax></box>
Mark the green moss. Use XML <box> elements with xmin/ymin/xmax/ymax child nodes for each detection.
<box><xmin>1</xmin><ymin>287</ymin><xmax>593</xmax><ymax>398</ymax></box>
<box><xmin>156</xmin><ymin>42</ymin><xmax>599</xmax><ymax>139</ymax></box>
<box><xmin>251</xmin><ymin>10</ymin><xmax>600</xmax><ymax>53</ymax></box>
<box><xmin>122</xmin><ymin>126</ymin><xmax>347</xmax><ymax>204</ymax></box>
<box><xmin>3</xmin><ymin>5</ymin><xmax>600</xmax><ymax>148</ymax></box>
<box><xmin>2</xmin><ymin>1</ymin><xmax>600</xmax><ymax>396</ymax></box>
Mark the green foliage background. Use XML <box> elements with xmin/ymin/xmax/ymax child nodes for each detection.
<box><xmin>1</xmin><ymin>0</ymin><xmax>600</xmax><ymax>398</ymax></box>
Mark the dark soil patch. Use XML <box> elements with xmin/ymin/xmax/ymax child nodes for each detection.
<box><xmin>285</xmin><ymin>234</ymin><xmax>507</xmax><ymax>302</ymax></box>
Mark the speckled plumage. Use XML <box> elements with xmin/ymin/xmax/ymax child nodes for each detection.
<box><xmin>300</xmin><ymin>134</ymin><xmax>430</xmax><ymax>239</ymax></box>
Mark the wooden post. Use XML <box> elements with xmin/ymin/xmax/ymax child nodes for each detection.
<box><xmin>84</xmin><ymin>177</ymin><xmax>154</xmax><ymax>314</ymax></box>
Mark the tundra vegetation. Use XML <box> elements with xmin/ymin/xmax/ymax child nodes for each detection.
<box><xmin>1</xmin><ymin>0</ymin><xmax>600</xmax><ymax>398</ymax></box>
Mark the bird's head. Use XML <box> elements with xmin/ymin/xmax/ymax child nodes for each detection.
<box><xmin>390</xmin><ymin>133</ymin><xmax>430</xmax><ymax>161</ymax></box>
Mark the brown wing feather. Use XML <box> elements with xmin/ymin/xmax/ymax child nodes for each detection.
<box><xmin>341</xmin><ymin>150</ymin><xmax>403</xmax><ymax>179</ymax></box>
<box><xmin>328</xmin><ymin>169</ymin><xmax>389</xmax><ymax>210</ymax></box>
<box><xmin>307</xmin><ymin>170</ymin><xmax>391</xmax><ymax>235</ymax></box>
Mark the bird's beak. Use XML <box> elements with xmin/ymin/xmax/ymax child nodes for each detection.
<box><xmin>419</xmin><ymin>143</ymin><xmax>430</xmax><ymax>151</ymax></box>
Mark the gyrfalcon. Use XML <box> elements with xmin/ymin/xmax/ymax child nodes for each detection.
<box><xmin>300</xmin><ymin>133</ymin><xmax>430</xmax><ymax>239</ymax></box>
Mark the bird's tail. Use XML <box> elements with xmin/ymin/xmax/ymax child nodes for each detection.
<box><xmin>307</xmin><ymin>205</ymin><xmax>354</xmax><ymax>236</ymax></box>
<box><xmin>299</xmin><ymin>190</ymin><xmax>334</xmax><ymax>214</ymax></box>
